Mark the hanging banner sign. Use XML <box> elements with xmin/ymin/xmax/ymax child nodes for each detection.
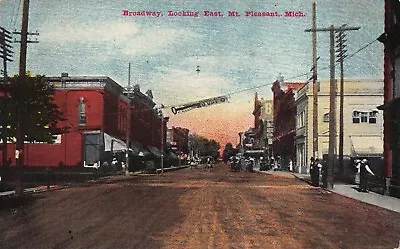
<box><xmin>171</xmin><ymin>95</ymin><xmax>229</xmax><ymax>115</ymax></box>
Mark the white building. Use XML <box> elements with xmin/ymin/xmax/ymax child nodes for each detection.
<box><xmin>295</xmin><ymin>79</ymin><xmax>384</xmax><ymax>174</ymax></box>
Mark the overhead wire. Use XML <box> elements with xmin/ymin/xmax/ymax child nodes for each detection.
<box><xmin>10</xmin><ymin>0</ymin><xmax>22</xmax><ymax>32</ymax></box>
<box><xmin>116</xmin><ymin>36</ymin><xmax>381</xmax><ymax>113</ymax></box>
<box><xmin>221</xmin><ymin>37</ymin><xmax>380</xmax><ymax>100</ymax></box>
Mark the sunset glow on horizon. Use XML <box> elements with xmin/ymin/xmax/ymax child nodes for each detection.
<box><xmin>168</xmin><ymin>100</ymin><xmax>255</xmax><ymax>150</ymax></box>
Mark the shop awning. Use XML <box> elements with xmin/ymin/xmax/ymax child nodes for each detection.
<box><xmin>350</xmin><ymin>136</ymin><xmax>383</xmax><ymax>157</ymax></box>
<box><xmin>104</xmin><ymin>133</ymin><xmax>127</xmax><ymax>152</ymax></box>
<box><xmin>104</xmin><ymin>133</ymin><xmax>146</xmax><ymax>156</ymax></box>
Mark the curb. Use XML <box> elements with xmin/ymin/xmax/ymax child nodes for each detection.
<box><xmin>156</xmin><ymin>165</ymin><xmax>189</xmax><ymax>174</ymax></box>
<box><xmin>0</xmin><ymin>185</ymin><xmax>67</xmax><ymax>198</ymax></box>
<box><xmin>292</xmin><ymin>174</ymin><xmax>313</xmax><ymax>185</ymax></box>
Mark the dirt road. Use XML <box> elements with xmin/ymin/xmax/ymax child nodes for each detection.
<box><xmin>1</xmin><ymin>163</ymin><xmax>400</xmax><ymax>249</ymax></box>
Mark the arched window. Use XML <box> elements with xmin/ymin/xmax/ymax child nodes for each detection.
<box><xmin>78</xmin><ymin>97</ymin><xmax>86</xmax><ymax>125</ymax></box>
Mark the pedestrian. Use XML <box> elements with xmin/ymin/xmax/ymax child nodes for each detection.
<box><xmin>111</xmin><ymin>157</ymin><xmax>118</xmax><ymax>171</ymax></box>
<box><xmin>315</xmin><ymin>159</ymin><xmax>323</xmax><ymax>186</ymax></box>
<box><xmin>309</xmin><ymin>157</ymin><xmax>315</xmax><ymax>179</ymax></box>
<box><xmin>354</xmin><ymin>159</ymin><xmax>361</xmax><ymax>185</ymax></box>
<box><xmin>310</xmin><ymin>158</ymin><xmax>322</xmax><ymax>187</ymax></box>
<box><xmin>270</xmin><ymin>157</ymin><xmax>275</xmax><ymax>170</ymax></box>
<box><xmin>359</xmin><ymin>158</ymin><xmax>375</xmax><ymax>192</ymax></box>
<box><xmin>289</xmin><ymin>159</ymin><xmax>293</xmax><ymax>172</ymax></box>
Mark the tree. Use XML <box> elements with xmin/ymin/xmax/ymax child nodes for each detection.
<box><xmin>222</xmin><ymin>142</ymin><xmax>237</xmax><ymax>163</ymax></box>
<box><xmin>188</xmin><ymin>134</ymin><xmax>220</xmax><ymax>159</ymax></box>
<box><xmin>0</xmin><ymin>75</ymin><xmax>68</xmax><ymax>147</ymax></box>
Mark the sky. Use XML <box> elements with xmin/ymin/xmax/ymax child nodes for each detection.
<box><xmin>0</xmin><ymin>0</ymin><xmax>384</xmax><ymax>148</ymax></box>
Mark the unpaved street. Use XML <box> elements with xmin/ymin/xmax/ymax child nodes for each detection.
<box><xmin>1</xmin><ymin>163</ymin><xmax>400</xmax><ymax>249</ymax></box>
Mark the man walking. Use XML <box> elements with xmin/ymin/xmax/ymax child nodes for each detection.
<box><xmin>310</xmin><ymin>157</ymin><xmax>318</xmax><ymax>187</ymax></box>
<box><xmin>359</xmin><ymin>158</ymin><xmax>375</xmax><ymax>192</ymax></box>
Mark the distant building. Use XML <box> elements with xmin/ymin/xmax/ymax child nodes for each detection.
<box><xmin>253</xmin><ymin>93</ymin><xmax>273</xmax><ymax>157</ymax></box>
<box><xmin>271</xmin><ymin>76</ymin><xmax>304</xmax><ymax>168</ymax></box>
<box><xmin>167</xmin><ymin>126</ymin><xmax>189</xmax><ymax>155</ymax></box>
<box><xmin>295</xmin><ymin>78</ymin><xmax>383</xmax><ymax>174</ymax></box>
<box><xmin>243</xmin><ymin>127</ymin><xmax>256</xmax><ymax>151</ymax></box>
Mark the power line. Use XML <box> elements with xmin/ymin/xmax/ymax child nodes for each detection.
<box><xmin>140</xmin><ymin>37</ymin><xmax>381</xmax><ymax>113</ymax></box>
<box><xmin>224</xmin><ymin>38</ymin><xmax>378</xmax><ymax>98</ymax></box>
<box><xmin>10</xmin><ymin>0</ymin><xmax>22</xmax><ymax>32</ymax></box>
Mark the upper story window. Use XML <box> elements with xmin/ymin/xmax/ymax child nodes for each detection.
<box><xmin>352</xmin><ymin>110</ymin><xmax>378</xmax><ymax>124</ymax></box>
<box><xmin>297</xmin><ymin>111</ymin><xmax>305</xmax><ymax>128</ymax></box>
<box><xmin>368</xmin><ymin>111</ymin><xmax>377</xmax><ymax>123</ymax></box>
<box><xmin>323</xmin><ymin>113</ymin><xmax>329</xmax><ymax>123</ymax></box>
<box><xmin>78</xmin><ymin>97</ymin><xmax>86</xmax><ymax>125</ymax></box>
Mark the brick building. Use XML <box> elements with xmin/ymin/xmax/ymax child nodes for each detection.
<box><xmin>0</xmin><ymin>74</ymin><xmax>166</xmax><ymax>169</ymax></box>
<box><xmin>167</xmin><ymin>126</ymin><xmax>189</xmax><ymax>156</ymax></box>
<box><xmin>377</xmin><ymin>0</ymin><xmax>400</xmax><ymax>196</ymax></box>
<box><xmin>271</xmin><ymin>77</ymin><xmax>304</xmax><ymax>168</ymax></box>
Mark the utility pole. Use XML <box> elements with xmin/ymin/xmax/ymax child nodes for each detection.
<box><xmin>0</xmin><ymin>26</ymin><xmax>13</xmax><ymax>167</ymax></box>
<box><xmin>160</xmin><ymin>108</ymin><xmax>164</xmax><ymax>174</ymax></box>
<box><xmin>15</xmin><ymin>0</ymin><xmax>30</xmax><ymax>196</ymax></box>
<box><xmin>305</xmin><ymin>24</ymin><xmax>360</xmax><ymax>190</ymax></box>
<box><xmin>13</xmin><ymin>0</ymin><xmax>39</xmax><ymax>195</ymax></box>
<box><xmin>0</xmin><ymin>27</ymin><xmax>13</xmax><ymax>81</ymax></box>
<box><xmin>335</xmin><ymin>24</ymin><xmax>351</xmax><ymax>175</ymax></box>
<box><xmin>125</xmin><ymin>62</ymin><xmax>132</xmax><ymax>176</ymax></box>
<box><xmin>311</xmin><ymin>2</ymin><xmax>318</xmax><ymax>161</ymax></box>
<box><xmin>327</xmin><ymin>25</ymin><xmax>336</xmax><ymax>190</ymax></box>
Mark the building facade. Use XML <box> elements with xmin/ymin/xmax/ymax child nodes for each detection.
<box><xmin>167</xmin><ymin>126</ymin><xmax>189</xmax><ymax>156</ymax></box>
<box><xmin>0</xmin><ymin>74</ymin><xmax>166</xmax><ymax>169</ymax></box>
<box><xmin>271</xmin><ymin>77</ymin><xmax>304</xmax><ymax>168</ymax></box>
<box><xmin>377</xmin><ymin>0</ymin><xmax>400</xmax><ymax>195</ymax></box>
<box><xmin>295</xmin><ymin>79</ymin><xmax>384</xmax><ymax>174</ymax></box>
<box><xmin>253</xmin><ymin>93</ymin><xmax>273</xmax><ymax>157</ymax></box>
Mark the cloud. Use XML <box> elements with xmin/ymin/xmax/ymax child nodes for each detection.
<box><xmin>40</xmin><ymin>20</ymin><xmax>199</xmax><ymax>57</ymax></box>
<box><xmin>150</xmin><ymin>67</ymin><xmax>234</xmax><ymax>105</ymax></box>
<box><xmin>121</xmin><ymin>27</ymin><xmax>198</xmax><ymax>56</ymax></box>
<box><xmin>41</xmin><ymin>20</ymin><xmax>140</xmax><ymax>44</ymax></box>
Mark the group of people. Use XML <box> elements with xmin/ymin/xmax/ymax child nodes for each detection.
<box><xmin>228</xmin><ymin>155</ymin><xmax>255</xmax><ymax>172</ymax></box>
<box><xmin>309</xmin><ymin>156</ymin><xmax>376</xmax><ymax>192</ymax></box>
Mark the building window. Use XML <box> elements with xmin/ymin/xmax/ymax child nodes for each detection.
<box><xmin>369</xmin><ymin>111</ymin><xmax>377</xmax><ymax>123</ymax></box>
<box><xmin>353</xmin><ymin>111</ymin><xmax>360</xmax><ymax>123</ymax></box>
<box><xmin>360</xmin><ymin>112</ymin><xmax>368</xmax><ymax>123</ymax></box>
<box><xmin>297</xmin><ymin>111</ymin><xmax>305</xmax><ymax>128</ymax></box>
<box><xmin>352</xmin><ymin>110</ymin><xmax>378</xmax><ymax>124</ymax></box>
<box><xmin>78</xmin><ymin>97</ymin><xmax>86</xmax><ymax>125</ymax></box>
<box><xmin>323</xmin><ymin>113</ymin><xmax>329</xmax><ymax>123</ymax></box>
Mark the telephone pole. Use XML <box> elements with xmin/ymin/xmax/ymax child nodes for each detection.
<box><xmin>159</xmin><ymin>108</ymin><xmax>164</xmax><ymax>174</ymax></box>
<box><xmin>335</xmin><ymin>24</ymin><xmax>359</xmax><ymax>175</ymax></box>
<box><xmin>336</xmin><ymin>24</ymin><xmax>347</xmax><ymax>174</ymax></box>
<box><xmin>305</xmin><ymin>24</ymin><xmax>360</xmax><ymax>190</ymax></box>
<box><xmin>125</xmin><ymin>62</ymin><xmax>132</xmax><ymax>176</ymax></box>
<box><xmin>0</xmin><ymin>27</ymin><xmax>13</xmax><ymax>167</ymax></box>
<box><xmin>311</xmin><ymin>2</ymin><xmax>319</xmax><ymax>161</ymax></box>
<box><xmin>0</xmin><ymin>27</ymin><xmax>13</xmax><ymax>80</ymax></box>
<box><xmin>13</xmin><ymin>0</ymin><xmax>39</xmax><ymax>195</ymax></box>
<box><xmin>327</xmin><ymin>25</ymin><xmax>336</xmax><ymax>190</ymax></box>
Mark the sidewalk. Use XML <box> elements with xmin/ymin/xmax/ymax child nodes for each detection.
<box><xmin>256</xmin><ymin>169</ymin><xmax>400</xmax><ymax>213</ymax></box>
<box><xmin>0</xmin><ymin>165</ymin><xmax>190</xmax><ymax>198</ymax></box>
<box><xmin>0</xmin><ymin>185</ymin><xmax>63</xmax><ymax>197</ymax></box>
